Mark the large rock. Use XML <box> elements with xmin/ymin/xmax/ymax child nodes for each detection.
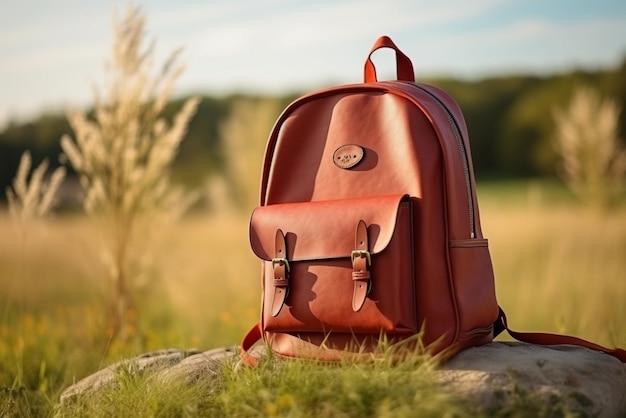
<box><xmin>438</xmin><ymin>342</ymin><xmax>626</xmax><ymax>417</ymax></box>
<box><xmin>60</xmin><ymin>342</ymin><xmax>626</xmax><ymax>416</ymax></box>
<box><xmin>60</xmin><ymin>348</ymin><xmax>204</xmax><ymax>401</ymax></box>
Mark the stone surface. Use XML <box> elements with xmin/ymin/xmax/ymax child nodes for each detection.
<box><xmin>438</xmin><ymin>342</ymin><xmax>626</xmax><ymax>417</ymax></box>
<box><xmin>60</xmin><ymin>348</ymin><xmax>203</xmax><ymax>402</ymax></box>
<box><xmin>60</xmin><ymin>342</ymin><xmax>626</xmax><ymax>416</ymax></box>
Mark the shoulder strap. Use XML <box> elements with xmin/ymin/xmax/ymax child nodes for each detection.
<box><xmin>239</xmin><ymin>322</ymin><xmax>263</xmax><ymax>366</ymax></box>
<box><xmin>494</xmin><ymin>307</ymin><xmax>626</xmax><ymax>362</ymax></box>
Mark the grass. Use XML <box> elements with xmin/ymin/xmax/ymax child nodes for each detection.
<box><xmin>1</xmin><ymin>179</ymin><xmax>625</xmax><ymax>416</ymax></box>
<box><xmin>479</xmin><ymin>179</ymin><xmax>626</xmax><ymax>346</ymax></box>
<box><xmin>59</xmin><ymin>344</ymin><xmax>471</xmax><ymax>418</ymax></box>
<box><xmin>56</xmin><ymin>343</ymin><xmax>601</xmax><ymax>417</ymax></box>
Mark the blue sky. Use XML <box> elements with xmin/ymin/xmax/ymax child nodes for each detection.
<box><xmin>1</xmin><ymin>0</ymin><xmax>625</xmax><ymax>127</ymax></box>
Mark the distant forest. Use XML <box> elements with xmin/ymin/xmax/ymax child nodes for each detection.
<box><xmin>1</xmin><ymin>58</ymin><xmax>625</xmax><ymax>202</ymax></box>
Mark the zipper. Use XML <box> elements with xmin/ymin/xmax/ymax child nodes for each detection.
<box><xmin>399</xmin><ymin>82</ymin><xmax>476</xmax><ymax>238</ymax></box>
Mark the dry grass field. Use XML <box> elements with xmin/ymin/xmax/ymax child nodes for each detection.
<box><xmin>1</xmin><ymin>179</ymin><xmax>625</xmax><ymax>416</ymax></box>
<box><xmin>480</xmin><ymin>180</ymin><xmax>626</xmax><ymax>347</ymax></box>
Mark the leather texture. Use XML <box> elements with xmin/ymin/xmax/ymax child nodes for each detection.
<box><xmin>364</xmin><ymin>35</ymin><xmax>414</xmax><ymax>83</ymax></box>
<box><xmin>243</xmin><ymin>35</ymin><xmax>499</xmax><ymax>360</ymax></box>
<box><xmin>494</xmin><ymin>308</ymin><xmax>626</xmax><ymax>362</ymax></box>
<box><xmin>242</xmin><ymin>35</ymin><xmax>625</xmax><ymax>365</ymax></box>
<box><xmin>270</xmin><ymin>230</ymin><xmax>289</xmax><ymax>317</ymax></box>
<box><xmin>251</xmin><ymin>195</ymin><xmax>416</xmax><ymax>335</ymax></box>
<box><xmin>351</xmin><ymin>219</ymin><xmax>371</xmax><ymax>312</ymax></box>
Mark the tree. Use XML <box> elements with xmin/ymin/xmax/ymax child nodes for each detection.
<box><xmin>60</xmin><ymin>4</ymin><xmax>198</xmax><ymax>340</ymax></box>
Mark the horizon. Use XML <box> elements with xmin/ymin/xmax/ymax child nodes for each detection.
<box><xmin>2</xmin><ymin>60</ymin><xmax>623</xmax><ymax>126</ymax></box>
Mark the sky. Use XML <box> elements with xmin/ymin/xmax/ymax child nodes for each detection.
<box><xmin>1</xmin><ymin>0</ymin><xmax>625</xmax><ymax>128</ymax></box>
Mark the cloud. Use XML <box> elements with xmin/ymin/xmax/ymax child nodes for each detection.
<box><xmin>413</xmin><ymin>16</ymin><xmax>626</xmax><ymax>75</ymax></box>
<box><xmin>136</xmin><ymin>0</ymin><xmax>506</xmax><ymax>60</ymax></box>
<box><xmin>158</xmin><ymin>0</ymin><xmax>506</xmax><ymax>91</ymax></box>
<box><xmin>0</xmin><ymin>0</ymin><xmax>625</xmax><ymax>127</ymax></box>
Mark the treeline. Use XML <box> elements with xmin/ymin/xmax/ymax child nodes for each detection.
<box><xmin>1</xmin><ymin>59</ymin><xmax>625</xmax><ymax>200</ymax></box>
<box><xmin>432</xmin><ymin>60</ymin><xmax>626</xmax><ymax>177</ymax></box>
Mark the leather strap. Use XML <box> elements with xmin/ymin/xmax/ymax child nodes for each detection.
<box><xmin>495</xmin><ymin>307</ymin><xmax>626</xmax><ymax>362</ymax></box>
<box><xmin>240</xmin><ymin>321</ymin><xmax>262</xmax><ymax>367</ymax></box>
<box><xmin>351</xmin><ymin>220</ymin><xmax>371</xmax><ymax>312</ymax></box>
<box><xmin>270</xmin><ymin>229</ymin><xmax>289</xmax><ymax>317</ymax></box>
<box><xmin>364</xmin><ymin>35</ymin><xmax>415</xmax><ymax>83</ymax></box>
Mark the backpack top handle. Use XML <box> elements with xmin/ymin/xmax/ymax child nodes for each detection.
<box><xmin>364</xmin><ymin>35</ymin><xmax>415</xmax><ymax>83</ymax></box>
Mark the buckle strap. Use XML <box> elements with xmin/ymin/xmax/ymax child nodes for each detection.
<box><xmin>270</xmin><ymin>229</ymin><xmax>289</xmax><ymax>317</ymax></box>
<box><xmin>352</xmin><ymin>220</ymin><xmax>371</xmax><ymax>312</ymax></box>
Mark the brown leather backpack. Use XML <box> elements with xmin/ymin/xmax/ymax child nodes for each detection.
<box><xmin>241</xmin><ymin>36</ymin><xmax>625</xmax><ymax>363</ymax></box>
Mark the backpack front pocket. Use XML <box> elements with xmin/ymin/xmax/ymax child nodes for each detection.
<box><xmin>250</xmin><ymin>194</ymin><xmax>417</xmax><ymax>335</ymax></box>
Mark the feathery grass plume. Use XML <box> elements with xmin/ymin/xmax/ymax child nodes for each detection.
<box><xmin>5</xmin><ymin>150</ymin><xmax>66</xmax><ymax>229</ymax></box>
<box><xmin>553</xmin><ymin>86</ymin><xmax>626</xmax><ymax>207</ymax></box>
<box><xmin>60</xmin><ymin>3</ymin><xmax>199</xmax><ymax>341</ymax></box>
<box><xmin>219</xmin><ymin>98</ymin><xmax>281</xmax><ymax>213</ymax></box>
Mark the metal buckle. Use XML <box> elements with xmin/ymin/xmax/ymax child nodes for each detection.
<box><xmin>351</xmin><ymin>250</ymin><xmax>371</xmax><ymax>267</ymax></box>
<box><xmin>272</xmin><ymin>257</ymin><xmax>290</xmax><ymax>272</ymax></box>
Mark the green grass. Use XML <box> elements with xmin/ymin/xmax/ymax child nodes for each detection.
<box><xmin>1</xmin><ymin>179</ymin><xmax>625</xmax><ymax>416</ymax></box>
<box><xmin>59</xmin><ymin>346</ymin><xmax>471</xmax><ymax>418</ymax></box>
<box><xmin>56</xmin><ymin>345</ymin><xmax>595</xmax><ymax>417</ymax></box>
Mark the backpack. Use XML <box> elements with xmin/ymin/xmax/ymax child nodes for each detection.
<box><xmin>240</xmin><ymin>36</ymin><xmax>626</xmax><ymax>363</ymax></box>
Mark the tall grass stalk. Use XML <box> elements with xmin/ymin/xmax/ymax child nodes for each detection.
<box><xmin>552</xmin><ymin>85</ymin><xmax>626</xmax><ymax>207</ymax></box>
<box><xmin>5</xmin><ymin>151</ymin><xmax>65</xmax><ymax>239</ymax></box>
<box><xmin>3</xmin><ymin>149</ymin><xmax>66</xmax><ymax>328</ymax></box>
<box><xmin>60</xmin><ymin>4</ymin><xmax>198</xmax><ymax>341</ymax></box>
<box><xmin>219</xmin><ymin>98</ymin><xmax>281</xmax><ymax>213</ymax></box>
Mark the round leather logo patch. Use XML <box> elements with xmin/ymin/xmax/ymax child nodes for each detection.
<box><xmin>333</xmin><ymin>144</ymin><xmax>364</xmax><ymax>169</ymax></box>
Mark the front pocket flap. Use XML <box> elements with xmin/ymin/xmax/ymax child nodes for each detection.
<box><xmin>250</xmin><ymin>194</ymin><xmax>410</xmax><ymax>261</ymax></box>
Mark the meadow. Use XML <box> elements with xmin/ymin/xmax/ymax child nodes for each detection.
<box><xmin>1</xmin><ymin>179</ymin><xmax>625</xmax><ymax>417</ymax></box>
